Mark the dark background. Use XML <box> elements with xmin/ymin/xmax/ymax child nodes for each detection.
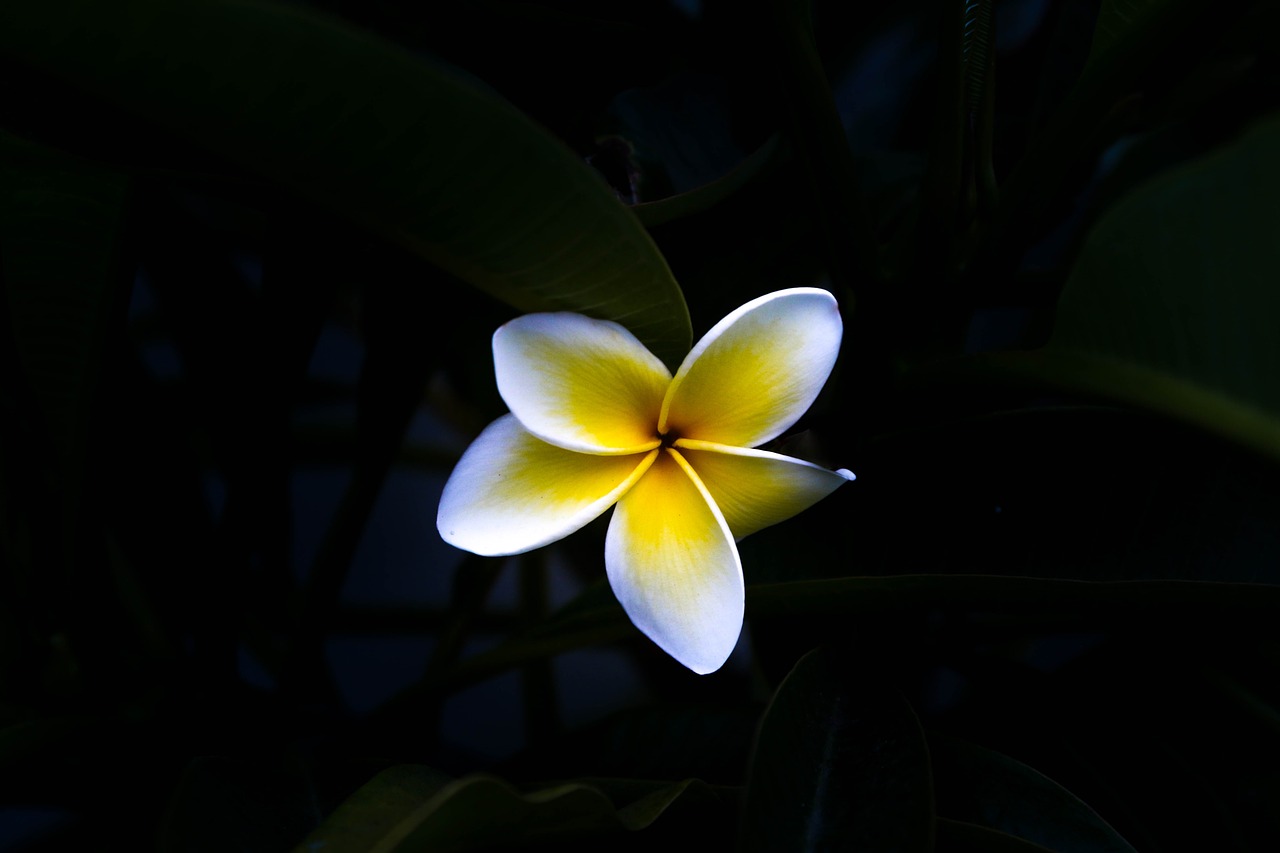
<box><xmin>3</xmin><ymin>0</ymin><xmax>1280</xmax><ymax>850</ymax></box>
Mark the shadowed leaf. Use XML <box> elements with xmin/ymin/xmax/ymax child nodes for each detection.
<box><xmin>741</xmin><ymin>647</ymin><xmax>934</xmax><ymax>852</ymax></box>
<box><xmin>0</xmin><ymin>129</ymin><xmax>128</xmax><ymax>504</ymax></box>
<box><xmin>936</xmin><ymin>115</ymin><xmax>1280</xmax><ymax>463</ymax></box>
<box><xmin>935</xmin><ymin>818</ymin><xmax>1057</xmax><ymax>853</ymax></box>
<box><xmin>1048</xmin><ymin>115</ymin><xmax>1280</xmax><ymax>418</ymax></box>
<box><xmin>294</xmin><ymin>768</ymin><xmax>720</xmax><ymax>853</ymax></box>
<box><xmin>932</xmin><ymin>736</ymin><xmax>1138</xmax><ymax>853</ymax></box>
<box><xmin>632</xmin><ymin>135</ymin><xmax>780</xmax><ymax>229</ymax></box>
<box><xmin>1087</xmin><ymin>0</ymin><xmax>1179</xmax><ymax>67</ymax></box>
<box><xmin>0</xmin><ymin>0</ymin><xmax>691</xmax><ymax>367</ymax></box>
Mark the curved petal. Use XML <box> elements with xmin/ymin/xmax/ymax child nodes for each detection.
<box><xmin>605</xmin><ymin>448</ymin><xmax>743</xmax><ymax>674</ymax></box>
<box><xmin>494</xmin><ymin>312</ymin><xmax>671</xmax><ymax>454</ymax></box>
<box><xmin>675</xmin><ymin>439</ymin><xmax>855</xmax><ymax>540</ymax></box>
<box><xmin>659</xmin><ymin>288</ymin><xmax>842</xmax><ymax>448</ymax></box>
<box><xmin>438</xmin><ymin>414</ymin><xmax>657</xmax><ymax>556</ymax></box>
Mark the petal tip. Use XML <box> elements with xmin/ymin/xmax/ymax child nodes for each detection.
<box><xmin>684</xmin><ymin>641</ymin><xmax>738</xmax><ymax>675</ymax></box>
<box><xmin>837</xmin><ymin>468</ymin><xmax>856</xmax><ymax>481</ymax></box>
<box><xmin>624</xmin><ymin>598</ymin><xmax>743</xmax><ymax>675</ymax></box>
<box><xmin>435</xmin><ymin>515</ymin><xmax>508</xmax><ymax>557</ymax></box>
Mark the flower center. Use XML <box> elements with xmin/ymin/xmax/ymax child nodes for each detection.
<box><xmin>658</xmin><ymin>428</ymin><xmax>682</xmax><ymax>448</ymax></box>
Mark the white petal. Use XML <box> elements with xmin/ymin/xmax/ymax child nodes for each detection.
<box><xmin>659</xmin><ymin>288</ymin><xmax>842</xmax><ymax>448</ymax></box>
<box><xmin>605</xmin><ymin>448</ymin><xmax>743</xmax><ymax>674</ymax></box>
<box><xmin>438</xmin><ymin>414</ymin><xmax>657</xmax><ymax>556</ymax></box>
<box><xmin>675</xmin><ymin>439</ymin><xmax>855</xmax><ymax>540</ymax></box>
<box><xmin>494</xmin><ymin>312</ymin><xmax>671</xmax><ymax>454</ymax></box>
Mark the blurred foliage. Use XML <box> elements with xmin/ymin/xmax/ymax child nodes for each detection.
<box><xmin>2</xmin><ymin>0</ymin><xmax>1279</xmax><ymax>850</ymax></box>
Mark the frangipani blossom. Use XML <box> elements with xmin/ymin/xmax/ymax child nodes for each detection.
<box><xmin>437</xmin><ymin>288</ymin><xmax>854</xmax><ymax>673</ymax></box>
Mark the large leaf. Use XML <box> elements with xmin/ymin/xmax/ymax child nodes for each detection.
<box><xmin>934</xmin><ymin>819</ymin><xmax>1056</xmax><ymax>853</ymax></box>
<box><xmin>931</xmin><ymin>736</ymin><xmax>1138</xmax><ymax>853</ymax></box>
<box><xmin>944</xmin><ymin>115</ymin><xmax>1280</xmax><ymax>462</ymax></box>
<box><xmin>631</xmin><ymin>135</ymin><xmax>780</xmax><ymax>229</ymax></box>
<box><xmin>293</xmin><ymin>766</ymin><xmax>721</xmax><ymax>853</ymax></box>
<box><xmin>1085</xmin><ymin>0</ymin><xmax>1190</xmax><ymax>70</ymax></box>
<box><xmin>0</xmin><ymin>0</ymin><xmax>691</xmax><ymax>367</ymax></box>
<box><xmin>741</xmin><ymin>647</ymin><xmax>934</xmax><ymax>852</ymax></box>
<box><xmin>0</xmin><ymin>130</ymin><xmax>128</xmax><ymax>505</ymax></box>
<box><xmin>1049</xmin><ymin>114</ymin><xmax>1280</xmax><ymax>410</ymax></box>
<box><xmin>1029</xmin><ymin>114</ymin><xmax>1280</xmax><ymax>463</ymax></box>
<box><xmin>990</xmin><ymin>0</ymin><xmax>1255</xmax><ymax>271</ymax></box>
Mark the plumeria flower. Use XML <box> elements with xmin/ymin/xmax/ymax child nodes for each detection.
<box><xmin>437</xmin><ymin>288</ymin><xmax>854</xmax><ymax>673</ymax></box>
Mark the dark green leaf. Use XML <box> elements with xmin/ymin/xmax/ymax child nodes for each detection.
<box><xmin>934</xmin><ymin>818</ymin><xmax>1056</xmax><ymax>853</ymax></box>
<box><xmin>943</xmin><ymin>115</ymin><xmax>1280</xmax><ymax>462</ymax></box>
<box><xmin>294</xmin><ymin>768</ymin><xmax>718</xmax><ymax>853</ymax></box>
<box><xmin>1086</xmin><ymin>0</ymin><xmax>1178</xmax><ymax>68</ymax></box>
<box><xmin>1047</xmin><ymin>114</ymin><xmax>1280</xmax><ymax>455</ymax></box>
<box><xmin>989</xmin><ymin>0</ymin><xmax>1253</xmax><ymax>275</ymax></box>
<box><xmin>288</xmin><ymin>765</ymin><xmax>453</xmax><ymax>853</ymax></box>
<box><xmin>632</xmin><ymin>135</ymin><xmax>781</xmax><ymax>229</ymax></box>
<box><xmin>0</xmin><ymin>129</ymin><xmax>129</xmax><ymax>503</ymax></box>
<box><xmin>0</xmin><ymin>0</ymin><xmax>691</xmax><ymax>367</ymax></box>
<box><xmin>931</xmin><ymin>736</ymin><xmax>1138</xmax><ymax>853</ymax></box>
<box><xmin>741</xmin><ymin>647</ymin><xmax>934</xmax><ymax>852</ymax></box>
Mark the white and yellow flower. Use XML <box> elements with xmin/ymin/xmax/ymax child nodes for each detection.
<box><xmin>437</xmin><ymin>288</ymin><xmax>853</xmax><ymax>673</ymax></box>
